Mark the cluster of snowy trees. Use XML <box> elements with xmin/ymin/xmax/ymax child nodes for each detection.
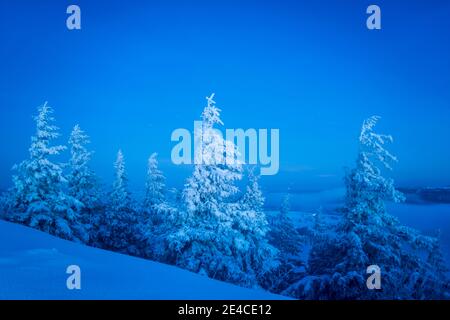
<box><xmin>0</xmin><ymin>100</ymin><xmax>448</xmax><ymax>299</ymax></box>
<box><xmin>0</xmin><ymin>99</ymin><xmax>277</xmax><ymax>289</ymax></box>
<box><xmin>282</xmin><ymin>116</ymin><xmax>449</xmax><ymax>299</ymax></box>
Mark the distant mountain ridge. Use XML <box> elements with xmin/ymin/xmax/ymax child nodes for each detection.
<box><xmin>264</xmin><ymin>186</ymin><xmax>450</xmax><ymax>211</ymax></box>
<box><xmin>399</xmin><ymin>187</ymin><xmax>450</xmax><ymax>204</ymax></box>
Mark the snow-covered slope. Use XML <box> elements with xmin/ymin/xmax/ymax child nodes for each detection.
<box><xmin>0</xmin><ymin>220</ymin><xmax>286</xmax><ymax>300</ymax></box>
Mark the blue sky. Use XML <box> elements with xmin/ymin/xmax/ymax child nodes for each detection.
<box><xmin>0</xmin><ymin>0</ymin><xmax>449</xmax><ymax>193</ymax></box>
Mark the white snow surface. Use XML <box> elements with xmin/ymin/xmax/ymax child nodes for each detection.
<box><xmin>0</xmin><ymin>220</ymin><xmax>287</xmax><ymax>300</ymax></box>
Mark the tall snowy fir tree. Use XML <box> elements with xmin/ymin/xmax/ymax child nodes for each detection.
<box><xmin>166</xmin><ymin>94</ymin><xmax>277</xmax><ymax>287</ymax></box>
<box><xmin>3</xmin><ymin>102</ymin><xmax>84</xmax><ymax>241</ymax></box>
<box><xmin>237</xmin><ymin>167</ymin><xmax>278</xmax><ymax>287</ymax></box>
<box><xmin>142</xmin><ymin>153</ymin><xmax>166</xmax><ymax>218</ymax></box>
<box><xmin>67</xmin><ymin>124</ymin><xmax>101</xmax><ymax>243</ymax></box>
<box><xmin>139</xmin><ymin>152</ymin><xmax>175</xmax><ymax>259</ymax></box>
<box><xmin>240</xmin><ymin>167</ymin><xmax>264</xmax><ymax>214</ymax></box>
<box><xmin>268</xmin><ymin>193</ymin><xmax>302</xmax><ymax>257</ymax></box>
<box><xmin>286</xmin><ymin>116</ymin><xmax>449</xmax><ymax>299</ymax></box>
<box><xmin>96</xmin><ymin>150</ymin><xmax>139</xmax><ymax>255</ymax></box>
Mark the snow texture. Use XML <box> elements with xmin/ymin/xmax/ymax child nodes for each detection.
<box><xmin>0</xmin><ymin>220</ymin><xmax>285</xmax><ymax>300</ymax></box>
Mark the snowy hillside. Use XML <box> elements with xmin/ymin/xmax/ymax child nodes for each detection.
<box><xmin>0</xmin><ymin>220</ymin><xmax>286</xmax><ymax>300</ymax></box>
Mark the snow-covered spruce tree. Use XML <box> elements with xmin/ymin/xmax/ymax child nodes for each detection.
<box><xmin>142</xmin><ymin>153</ymin><xmax>166</xmax><ymax>221</ymax></box>
<box><xmin>236</xmin><ymin>167</ymin><xmax>279</xmax><ymax>287</ymax></box>
<box><xmin>264</xmin><ymin>191</ymin><xmax>304</xmax><ymax>293</ymax></box>
<box><xmin>139</xmin><ymin>152</ymin><xmax>177</xmax><ymax>259</ymax></box>
<box><xmin>166</xmin><ymin>94</ymin><xmax>277</xmax><ymax>287</ymax></box>
<box><xmin>286</xmin><ymin>116</ymin><xmax>449</xmax><ymax>299</ymax></box>
<box><xmin>240</xmin><ymin>167</ymin><xmax>264</xmax><ymax>214</ymax></box>
<box><xmin>96</xmin><ymin>150</ymin><xmax>139</xmax><ymax>254</ymax></box>
<box><xmin>4</xmin><ymin>102</ymin><xmax>84</xmax><ymax>241</ymax></box>
<box><xmin>268</xmin><ymin>193</ymin><xmax>302</xmax><ymax>258</ymax></box>
<box><xmin>67</xmin><ymin>124</ymin><xmax>102</xmax><ymax>243</ymax></box>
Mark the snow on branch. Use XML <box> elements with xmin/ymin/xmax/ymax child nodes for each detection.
<box><xmin>359</xmin><ymin>115</ymin><xmax>397</xmax><ymax>170</ymax></box>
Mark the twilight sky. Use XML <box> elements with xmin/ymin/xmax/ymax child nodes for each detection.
<box><xmin>1</xmin><ymin>0</ymin><xmax>449</xmax><ymax>193</ymax></box>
